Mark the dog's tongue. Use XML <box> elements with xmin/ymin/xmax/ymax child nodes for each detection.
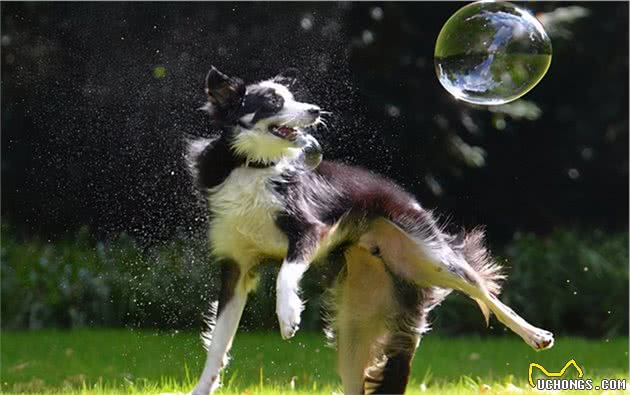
<box><xmin>277</xmin><ymin>126</ymin><xmax>297</xmax><ymax>138</ymax></box>
<box><xmin>278</xmin><ymin>126</ymin><xmax>295</xmax><ymax>134</ymax></box>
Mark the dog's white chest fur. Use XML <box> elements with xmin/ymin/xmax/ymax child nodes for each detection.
<box><xmin>208</xmin><ymin>166</ymin><xmax>288</xmax><ymax>263</ymax></box>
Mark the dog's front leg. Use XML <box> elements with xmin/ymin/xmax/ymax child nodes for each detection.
<box><xmin>275</xmin><ymin>216</ymin><xmax>321</xmax><ymax>339</ymax></box>
<box><xmin>276</xmin><ymin>258</ymin><xmax>309</xmax><ymax>339</ymax></box>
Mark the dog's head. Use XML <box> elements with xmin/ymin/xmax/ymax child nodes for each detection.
<box><xmin>203</xmin><ymin>66</ymin><xmax>323</xmax><ymax>165</ymax></box>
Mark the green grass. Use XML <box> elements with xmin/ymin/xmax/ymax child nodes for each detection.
<box><xmin>1</xmin><ymin>330</ymin><xmax>628</xmax><ymax>394</ymax></box>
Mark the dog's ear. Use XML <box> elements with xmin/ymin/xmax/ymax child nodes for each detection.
<box><xmin>205</xmin><ymin>66</ymin><xmax>246</xmax><ymax>112</ymax></box>
<box><xmin>273</xmin><ymin>68</ymin><xmax>299</xmax><ymax>89</ymax></box>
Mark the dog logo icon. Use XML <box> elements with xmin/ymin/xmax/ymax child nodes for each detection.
<box><xmin>528</xmin><ymin>359</ymin><xmax>584</xmax><ymax>387</ymax></box>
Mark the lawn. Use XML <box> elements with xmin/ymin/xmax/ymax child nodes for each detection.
<box><xmin>1</xmin><ymin>330</ymin><xmax>628</xmax><ymax>394</ymax></box>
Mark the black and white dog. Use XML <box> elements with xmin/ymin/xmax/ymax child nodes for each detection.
<box><xmin>187</xmin><ymin>66</ymin><xmax>554</xmax><ymax>395</ymax></box>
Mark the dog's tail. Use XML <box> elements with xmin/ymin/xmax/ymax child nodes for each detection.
<box><xmin>447</xmin><ymin>228</ymin><xmax>505</xmax><ymax>326</ymax></box>
<box><xmin>450</xmin><ymin>227</ymin><xmax>505</xmax><ymax>298</ymax></box>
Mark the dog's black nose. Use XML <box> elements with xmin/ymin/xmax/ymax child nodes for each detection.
<box><xmin>307</xmin><ymin>108</ymin><xmax>320</xmax><ymax>116</ymax></box>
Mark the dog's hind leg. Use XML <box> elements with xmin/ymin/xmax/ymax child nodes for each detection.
<box><xmin>363</xmin><ymin>280</ymin><xmax>434</xmax><ymax>395</ymax></box>
<box><xmin>364</xmin><ymin>331</ymin><xmax>419</xmax><ymax>395</ymax></box>
<box><xmin>335</xmin><ymin>244</ymin><xmax>396</xmax><ymax>395</ymax></box>
<box><xmin>363</xmin><ymin>275</ymin><xmax>445</xmax><ymax>394</ymax></box>
<box><xmin>358</xmin><ymin>218</ymin><xmax>554</xmax><ymax>351</ymax></box>
<box><xmin>191</xmin><ymin>259</ymin><xmax>256</xmax><ymax>395</ymax></box>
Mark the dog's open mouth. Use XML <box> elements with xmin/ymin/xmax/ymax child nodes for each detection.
<box><xmin>269</xmin><ymin>125</ymin><xmax>299</xmax><ymax>140</ymax></box>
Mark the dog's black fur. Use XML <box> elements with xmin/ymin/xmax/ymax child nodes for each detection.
<box><xmin>186</xmin><ymin>66</ymin><xmax>552</xmax><ymax>395</ymax></box>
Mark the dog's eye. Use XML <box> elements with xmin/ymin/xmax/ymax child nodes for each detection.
<box><xmin>263</xmin><ymin>92</ymin><xmax>284</xmax><ymax>111</ymax></box>
<box><xmin>246</xmin><ymin>89</ymin><xmax>285</xmax><ymax>123</ymax></box>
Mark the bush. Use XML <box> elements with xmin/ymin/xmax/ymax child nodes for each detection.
<box><xmin>1</xmin><ymin>224</ymin><xmax>216</xmax><ymax>329</ymax></box>
<box><xmin>503</xmin><ymin>229</ymin><xmax>628</xmax><ymax>337</ymax></box>
<box><xmin>1</xmin><ymin>225</ymin><xmax>627</xmax><ymax>336</ymax></box>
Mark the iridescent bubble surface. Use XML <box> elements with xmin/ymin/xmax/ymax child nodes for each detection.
<box><xmin>435</xmin><ymin>1</ymin><xmax>552</xmax><ymax>105</ymax></box>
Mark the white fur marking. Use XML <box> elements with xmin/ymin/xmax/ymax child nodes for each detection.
<box><xmin>209</xmin><ymin>167</ymin><xmax>290</xmax><ymax>262</ymax></box>
<box><xmin>229</xmin><ymin>79</ymin><xmax>320</xmax><ymax>164</ymax></box>
<box><xmin>239</xmin><ymin>113</ymin><xmax>255</xmax><ymax>124</ymax></box>
<box><xmin>276</xmin><ymin>262</ymin><xmax>308</xmax><ymax>339</ymax></box>
<box><xmin>231</xmin><ymin>128</ymin><xmax>301</xmax><ymax>165</ymax></box>
<box><xmin>191</xmin><ymin>291</ymin><xmax>247</xmax><ymax>395</ymax></box>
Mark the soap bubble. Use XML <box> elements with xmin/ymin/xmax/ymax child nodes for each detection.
<box><xmin>435</xmin><ymin>1</ymin><xmax>552</xmax><ymax>105</ymax></box>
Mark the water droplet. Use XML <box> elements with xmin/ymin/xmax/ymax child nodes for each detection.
<box><xmin>568</xmin><ymin>168</ymin><xmax>580</xmax><ymax>179</ymax></box>
<box><xmin>370</xmin><ymin>7</ymin><xmax>384</xmax><ymax>21</ymax></box>
<box><xmin>300</xmin><ymin>16</ymin><xmax>313</xmax><ymax>31</ymax></box>
<box><xmin>386</xmin><ymin>104</ymin><xmax>400</xmax><ymax>117</ymax></box>
<box><xmin>362</xmin><ymin>30</ymin><xmax>374</xmax><ymax>45</ymax></box>
<box><xmin>435</xmin><ymin>1</ymin><xmax>552</xmax><ymax>105</ymax></box>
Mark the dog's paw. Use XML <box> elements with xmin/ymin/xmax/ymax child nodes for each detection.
<box><xmin>276</xmin><ymin>290</ymin><xmax>304</xmax><ymax>340</ymax></box>
<box><xmin>187</xmin><ymin>372</ymin><xmax>221</xmax><ymax>395</ymax></box>
<box><xmin>528</xmin><ymin>329</ymin><xmax>555</xmax><ymax>351</ymax></box>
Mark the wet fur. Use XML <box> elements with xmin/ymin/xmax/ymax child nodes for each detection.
<box><xmin>186</xmin><ymin>67</ymin><xmax>551</xmax><ymax>395</ymax></box>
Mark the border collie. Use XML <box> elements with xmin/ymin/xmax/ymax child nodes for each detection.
<box><xmin>186</xmin><ymin>66</ymin><xmax>554</xmax><ymax>395</ymax></box>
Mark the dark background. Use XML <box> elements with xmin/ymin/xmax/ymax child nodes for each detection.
<box><xmin>1</xmin><ymin>2</ymin><xmax>628</xmax><ymax>335</ymax></box>
<box><xmin>2</xmin><ymin>2</ymin><xmax>627</xmax><ymax>243</ymax></box>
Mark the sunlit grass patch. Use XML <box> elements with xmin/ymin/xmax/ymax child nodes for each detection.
<box><xmin>2</xmin><ymin>330</ymin><xmax>628</xmax><ymax>394</ymax></box>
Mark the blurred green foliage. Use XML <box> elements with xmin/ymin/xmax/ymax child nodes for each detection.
<box><xmin>2</xmin><ymin>224</ymin><xmax>627</xmax><ymax>336</ymax></box>
<box><xmin>1</xmin><ymin>224</ymin><xmax>213</xmax><ymax>330</ymax></box>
